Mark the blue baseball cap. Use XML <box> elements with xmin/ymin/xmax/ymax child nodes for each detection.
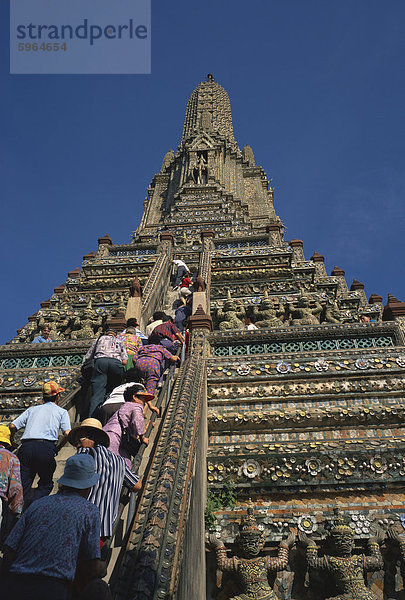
<box><xmin>58</xmin><ymin>454</ymin><xmax>100</xmax><ymax>489</ymax></box>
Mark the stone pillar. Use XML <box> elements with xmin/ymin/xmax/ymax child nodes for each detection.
<box><xmin>177</xmin><ymin>306</ymin><xmax>211</xmax><ymax>598</ymax></box>
<box><xmin>125</xmin><ymin>297</ymin><xmax>142</xmax><ymax>323</ymax></box>
<box><xmin>267</xmin><ymin>223</ymin><xmax>282</xmax><ymax>246</ymax></box>
<box><xmin>331</xmin><ymin>266</ymin><xmax>348</xmax><ymax>294</ymax></box>
<box><xmin>96</xmin><ymin>234</ymin><xmax>113</xmax><ymax>258</ymax></box>
<box><xmin>290</xmin><ymin>239</ymin><xmax>305</xmax><ymax>262</ymax></box>
<box><xmin>383</xmin><ymin>295</ymin><xmax>405</xmax><ymax>327</ymax></box>
<box><xmin>310</xmin><ymin>251</ymin><xmax>327</xmax><ymax>278</ymax></box>
<box><xmin>105</xmin><ymin>312</ymin><xmax>126</xmax><ymax>333</ymax></box>
<box><xmin>350</xmin><ymin>279</ymin><xmax>367</xmax><ymax>305</ymax></box>
<box><xmin>193</xmin><ymin>291</ymin><xmax>207</xmax><ymax>314</ymax></box>
<box><xmin>125</xmin><ymin>277</ymin><xmax>143</xmax><ymax>323</ymax></box>
<box><xmin>67</xmin><ymin>267</ymin><xmax>80</xmax><ymax>279</ymax></box>
<box><xmin>188</xmin><ymin>304</ymin><xmax>214</xmax><ymax>336</ymax></box>
<box><xmin>53</xmin><ymin>283</ymin><xmax>65</xmax><ymax>295</ymax></box>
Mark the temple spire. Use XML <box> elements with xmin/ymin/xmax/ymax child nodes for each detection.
<box><xmin>180</xmin><ymin>75</ymin><xmax>237</xmax><ymax>147</ymax></box>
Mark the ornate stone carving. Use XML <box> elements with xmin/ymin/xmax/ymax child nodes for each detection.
<box><xmin>209</xmin><ymin>506</ymin><xmax>295</xmax><ymax>600</ymax></box>
<box><xmin>129</xmin><ymin>277</ymin><xmax>142</xmax><ymax>298</ymax></box>
<box><xmin>70</xmin><ymin>300</ymin><xmax>103</xmax><ymax>339</ymax></box>
<box><xmin>322</xmin><ymin>298</ymin><xmax>342</xmax><ymax>324</ymax></box>
<box><xmin>216</xmin><ymin>292</ymin><xmax>245</xmax><ymax>330</ymax></box>
<box><xmin>299</xmin><ymin>515</ymin><xmax>384</xmax><ymax>600</ymax></box>
<box><xmin>288</xmin><ymin>296</ymin><xmax>322</xmax><ymax>326</ymax></box>
<box><xmin>252</xmin><ymin>292</ymin><xmax>285</xmax><ymax>328</ymax></box>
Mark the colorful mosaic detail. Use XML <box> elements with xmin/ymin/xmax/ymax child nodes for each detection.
<box><xmin>208</xmin><ymin>352</ymin><xmax>403</xmax><ymax>380</ymax></box>
<box><xmin>0</xmin><ymin>354</ymin><xmax>84</xmax><ymax>370</ymax></box>
<box><xmin>207</xmin><ymin>448</ymin><xmax>405</xmax><ymax>488</ymax></box>
<box><xmin>108</xmin><ymin>247</ymin><xmax>156</xmax><ymax>257</ymax></box>
<box><xmin>207</xmin><ymin>377</ymin><xmax>405</xmax><ymax>403</ymax></box>
<box><xmin>212</xmin><ymin>336</ymin><xmax>394</xmax><ymax>357</ymax></box>
<box><xmin>208</xmin><ymin>402</ymin><xmax>405</xmax><ymax>431</ymax></box>
<box><xmin>214</xmin><ymin>239</ymin><xmax>270</xmax><ymax>250</ymax></box>
<box><xmin>209</xmin><ymin>506</ymin><xmax>402</xmax><ymax>542</ymax></box>
<box><xmin>0</xmin><ymin>367</ymin><xmax>78</xmax><ymax>389</ymax></box>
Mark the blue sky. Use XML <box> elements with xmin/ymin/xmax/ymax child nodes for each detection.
<box><xmin>1</xmin><ymin>0</ymin><xmax>405</xmax><ymax>344</ymax></box>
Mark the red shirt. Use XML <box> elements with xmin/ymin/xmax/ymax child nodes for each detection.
<box><xmin>180</xmin><ymin>277</ymin><xmax>193</xmax><ymax>288</ymax></box>
<box><xmin>153</xmin><ymin>322</ymin><xmax>180</xmax><ymax>342</ymax></box>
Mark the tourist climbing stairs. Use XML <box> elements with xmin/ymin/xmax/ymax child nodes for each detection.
<box><xmin>45</xmin><ymin>352</ymin><xmax>180</xmax><ymax>590</ymax></box>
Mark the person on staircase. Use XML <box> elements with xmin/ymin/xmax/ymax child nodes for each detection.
<box><xmin>103</xmin><ymin>386</ymin><xmax>156</xmax><ymax>467</ymax></box>
<box><xmin>68</xmin><ymin>419</ymin><xmax>141</xmax><ymax>540</ymax></box>
<box><xmin>121</xmin><ymin>318</ymin><xmax>148</xmax><ymax>344</ymax></box>
<box><xmin>174</xmin><ymin>295</ymin><xmax>192</xmax><ymax>332</ymax></box>
<box><xmin>133</xmin><ymin>335</ymin><xmax>180</xmax><ymax>394</ymax></box>
<box><xmin>152</xmin><ymin>314</ymin><xmax>185</xmax><ymax>354</ymax></box>
<box><xmin>0</xmin><ymin>425</ymin><xmax>23</xmax><ymax>545</ymax></box>
<box><xmin>172</xmin><ymin>259</ymin><xmax>190</xmax><ymax>289</ymax></box>
<box><xmin>119</xmin><ymin>324</ymin><xmax>143</xmax><ymax>371</ymax></box>
<box><xmin>145</xmin><ymin>311</ymin><xmax>166</xmax><ymax>338</ymax></box>
<box><xmin>85</xmin><ymin>329</ymin><xmax>128</xmax><ymax>418</ymax></box>
<box><xmin>8</xmin><ymin>381</ymin><xmax>71</xmax><ymax>506</ymax></box>
<box><xmin>179</xmin><ymin>273</ymin><xmax>193</xmax><ymax>291</ymax></box>
<box><xmin>2</xmin><ymin>453</ymin><xmax>105</xmax><ymax>600</ymax></box>
<box><xmin>95</xmin><ymin>381</ymin><xmax>146</xmax><ymax>426</ymax></box>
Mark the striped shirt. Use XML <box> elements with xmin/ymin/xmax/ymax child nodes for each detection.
<box><xmin>77</xmin><ymin>445</ymin><xmax>139</xmax><ymax>537</ymax></box>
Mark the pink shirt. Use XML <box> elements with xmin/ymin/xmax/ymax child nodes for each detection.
<box><xmin>103</xmin><ymin>402</ymin><xmax>145</xmax><ymax>438</ymax></box>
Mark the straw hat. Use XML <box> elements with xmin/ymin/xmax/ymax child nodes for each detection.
<box><xmin>0</xmin><ymin>424</ymin><xmax>11</xmax><ymax>447</ymax></box>
<box><xmin>68</xmin><ymin>418</ymin><xmax>110</xmax><ymax>448</ymax></box>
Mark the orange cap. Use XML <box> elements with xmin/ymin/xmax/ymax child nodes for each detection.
<box><xmin>42</xmin><ymin>380</ymin><xmax>65</xmax><ymax>396</ymax></box>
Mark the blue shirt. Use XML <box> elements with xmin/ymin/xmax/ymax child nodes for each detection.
<box><xmin>12</xmin><ymin>402</ymin><xmax>71</xmax><ymax>441</ymax></box>
<box><xmin>32</xmin><ymin>335</ymin><xmax>53</xmax><ymax>343</ymax></box>
<box><xmin>5</xmin><ymin>488</ymin><xmax>101</xmax><ymax>581</ymax></box>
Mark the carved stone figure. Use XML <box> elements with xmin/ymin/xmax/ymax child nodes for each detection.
<box><xmin>129</xmin><ymin>277</ymin><xmax>142</xmax><ymax>298</ymax></box>
<box><xmin>71</xmin><ymin>301</ymin><xmax>103</xmax><ymax>339</ymax></box>
<box><xmin>13</xmin><ymin>321</ymin><xmax>36</xmax><ymax>343</ymax></box>
<box><xmin>194</xmin><ymin>273</ymin><xmax>206</xmax><ymax>292</ymax></box>
<box><xmin>192</xmin><ymin>154</ymin><xmax>208</xmax><ymax>184</ymax></box>
<box><xmin>299</xmin><ymin>520</ymin><xmax>384</xmax><ymax>600</ymax></box>
<box><xmin>198</xmin><ymin>155</ymin><xmax>208</xmax><ymax>183</ymax></box>
<box><xmin>288</xmin><ymin>296</ymin><xmax>322</xmax><ymax>326</ymax></box>
<box><xmin>387</xmin><ymin>527</ymin><xmax>405</xmax><ymax>591</ymax></box>
<box><xmin>216</xmin><ymin>292</ymin><xmax>245</xmax><ymax>330</ymax></box>
<box><xmin>209</xmin><ymin>506</ymin><xmax>295</xmax><ymax>600</ymax></box>
<box><xmin>322</xmin><ymin>298</ymin><xmax>342</xmax><ymax>324</ymax></box>
<box><xmin>253</xmin><ymin>293</ymin><xmax>285</xmax><ymax>328</ymax></box>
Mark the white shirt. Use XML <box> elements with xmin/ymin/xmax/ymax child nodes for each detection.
<box><xmin>145</xmin><ymin>319</ymin><xmax>163</xmax><ymax>338</ymax></box>
<box><xmin>102</xmin><ymin>382</ymin><xmax>146</xmax><ymax>406</ymax></box>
